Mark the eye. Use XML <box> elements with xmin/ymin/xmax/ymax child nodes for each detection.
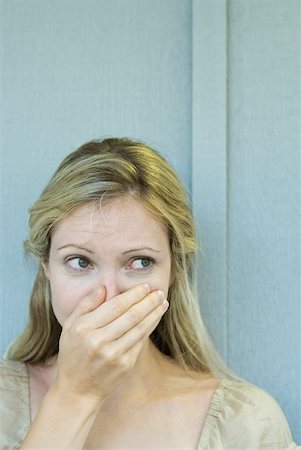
<box><xmin>129</xmin><ymin>257</ymin><xmax>153</xmax><ymax>270</ymax></box>
<box><xmin>66</xmin><ymin>256</ymin><xmax>92</xmax><ymax>272</ymax></box>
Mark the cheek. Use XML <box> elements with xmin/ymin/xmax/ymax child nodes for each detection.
<box><xmin>49</xmin><ymin>277</ymin><xmax>93</xmax><ymax>326</ymax></box>
<box><xmin>147</xmin><ymin>262</ymin><xmax>171</xmax><ymax>298</ymax></box>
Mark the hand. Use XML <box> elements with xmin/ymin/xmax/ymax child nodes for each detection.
<box><xmin>53</xmin><ymin>284</ymin><xmax>169</xmax><ymax>404</ymax></box>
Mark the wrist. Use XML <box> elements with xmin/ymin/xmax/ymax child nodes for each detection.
<box><xmin>48</xmin><ymin>380</ymin><xmax>105</xmax><ymax>414</ymax></box>
<box><xmin>22</xmin><ymin>380</ymin><xmax>105</xmax><ymax>449</ymax></box>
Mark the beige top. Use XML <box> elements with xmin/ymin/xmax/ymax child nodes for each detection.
<box><xmin>0</xmin><ymin>360</ymin><xmax>299</xmax><ymax>450</ymax></box>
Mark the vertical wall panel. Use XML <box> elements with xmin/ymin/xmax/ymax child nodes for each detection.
<box><xmin>227</xmin><ymin>0</ymin><xmax>301</xmax><ymax>441</ymax></box>
<box><xmin>192</xmin><ymin>0</ymin><xmax>300</xmax><ymax>442</ymax></box>
<box><xmin>192</xmin><ymin>0</ymin><xmax>228</xmax><ymax>360</ymax></box>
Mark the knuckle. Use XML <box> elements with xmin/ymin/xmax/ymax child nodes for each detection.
<box><xmin>99</xmin><ymin>349</ymin><xmax>131</xmax><ymax>374</ymax></box>
<box><xmin>118</xmin><ymin>355</ymin><xmax>131</xmax><ymax>373</ymax></box>
<box><xmin>87</xmin><ymin>335</ymin><xmax>102</xmax><ymax>355</ymax></box>
<box><xmin>99</xmin><ymin>346</ymin><xmax>116</xmax><ymax>364</ymax></box>
<box><xmin>110</xmin><ymin>298</ymin><xmax>127</xmax><ymax>317</ymax></box>
<box><xmin>128</xmin><ymin>307</ymin><xmax>141</xmax><ymax>324</ymax></box>
<box><xmin>71</xmin><ymin>319</ymin><xmax>86</xmax><ymax>337</ymax></box>
<box><xmin>136</xmin><ymin>319</ymin><xmax>147</xmax><ymax>335</ymax></box>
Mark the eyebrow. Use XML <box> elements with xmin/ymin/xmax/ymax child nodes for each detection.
<box><xmin>57</xmin><ymin>244</ymin><xmax>95</xmax><ymax>254</ymax></box>
<box><xmin>122</xmin><ymin>247</ymin><xmax>162</xmax><ymax>255</ymax></box>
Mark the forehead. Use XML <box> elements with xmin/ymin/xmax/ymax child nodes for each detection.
<box><xmin>51</xmin><ymin>197</ymin><xmax>168</xmax><ymax>246</ymax></box>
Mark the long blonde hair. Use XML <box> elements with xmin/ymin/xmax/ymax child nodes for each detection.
<box><xmin>7</xmin><ymin>138</ymin><xmax>229</xmax><ymax>378</ymax></box>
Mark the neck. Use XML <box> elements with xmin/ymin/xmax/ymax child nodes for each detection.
<box><xmin>108</xmin><ymin>340</ymin><xmax>173</xmax><ymax>399</ymax></box>
<box><xmin>41</xmin><ymin>339</ymin><xmax>175</xmax><ymax>399</ymax></box>
<box><xmin>98</xmin><ymin>340</ymin><xmax>179</xmax><ymax>415</ymax></box>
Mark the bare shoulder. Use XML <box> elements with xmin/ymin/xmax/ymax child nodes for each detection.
<box><xmin>180</xmin><ymin>371</ymin><xmax>220</xmax><ymax>401</ymax></box>
<box><xmin>156</xmin><ymin>363</ymin><xmax>220</xmax><ymax>428</ymax></box>
<box><xmin>157</xmin><ymin>359</ymin><xmax>219</xmax><ymax>398</ymax></box>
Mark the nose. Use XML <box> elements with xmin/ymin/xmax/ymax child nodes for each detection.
<box><xmin>99</xmin><ymin>271</ymin><xmax>124</xmax><ymax>302</ymax></box>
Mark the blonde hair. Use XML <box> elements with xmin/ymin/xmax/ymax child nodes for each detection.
<box><xmin>7</xmin><ymin>138</ymin><xmax>229</xmax><ymax>378</ymax></box>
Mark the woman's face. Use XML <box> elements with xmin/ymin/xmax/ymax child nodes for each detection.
<box><xmin>43</xmin><ymin>196</ymin><xmax>171</xmax><ymax>326</ymax></box>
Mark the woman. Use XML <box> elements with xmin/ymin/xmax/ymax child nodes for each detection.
<box><xmin>0</xmin><ymin>138</ymin><xmax>297</xmax><ymax>449</ymax></box>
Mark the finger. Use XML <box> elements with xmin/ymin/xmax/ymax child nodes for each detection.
<box><xmin>96</xmin><ymin>299</ymin><xmax>169</xmax><ymax>358</ymax></box>
<box><xmin>93</xmin><ymin>290</ymin><xmax>165</xmax><ymax>342</ymax></box>
<box><xmin>81</xmin><ymin>283</ymin><xmax>151</xmax><ymax>328</ymax></box>
<box><xmin>64</xmin><ymin>285</ymin><xmax>106</xmax><ymax>330</ymax></box>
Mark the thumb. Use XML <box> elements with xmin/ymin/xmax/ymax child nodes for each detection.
<box><xmin>64</xmin><ymin>285</ymin><xmax>106</xmax><ymax>329</ymax></box>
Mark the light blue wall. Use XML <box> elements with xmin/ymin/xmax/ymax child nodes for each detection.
<box><xmin>1</xmin><ymin>0</ymin><xmax>300</xmax><ymax>442</ymax></box>
<box><xmin>192</xmin><ymin>0</ymin><xmax>300</xmax><ymax>441</ymax></box>
<box><xmin>0</xmin><ymin>0</ymin><xmax>192</xmax><ymax>350</ymax></box>
<box><xmin>227</xmin><ymin>1</ymin><xmax>300</xmax><ymax>439</ymax></box>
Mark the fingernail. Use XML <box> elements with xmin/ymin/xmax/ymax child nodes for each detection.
<box><xmin>143</xmin><ymin>283</ymin><xmax>151</xmax><ymax>294</ymax></box>
<box><xmin>156</xmin><ymin>290</ymin><xmax>165</xmax><ymax>301</ymax></box>
<box><xmin>161</xmin><ymin>300</ymin><xmax>169</xmax><ymax>311</ymax></box>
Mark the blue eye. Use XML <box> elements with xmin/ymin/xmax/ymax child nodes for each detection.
<box><xmin>67</xmin><ymin>257</ymin><xmax>91</xmax><ymax>271</ymax></box>
<box><xmin>131</xmin><ymin>257</ymin><xmax>153</xmax><ymax>270</ymax></box>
